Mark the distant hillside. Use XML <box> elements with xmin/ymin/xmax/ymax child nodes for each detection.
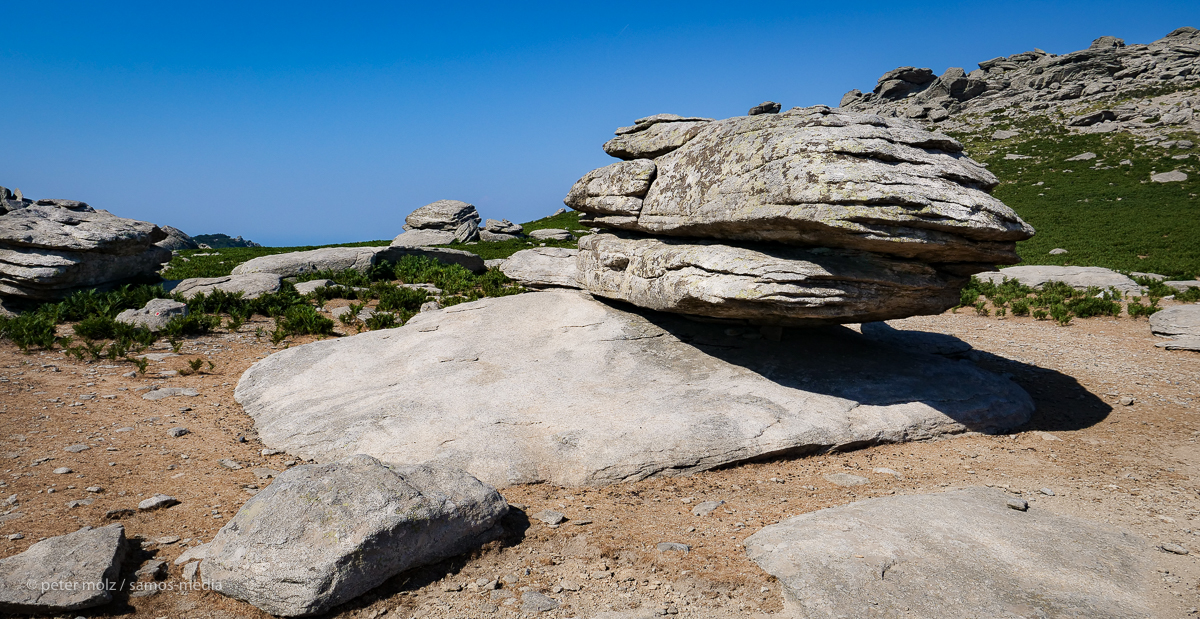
<box><xmin>193</xmin><ymin>233</ymin><xmax>262</xmax><ymax>249</ymax></box>
<box><xmin>839</xmin><ymin>26</ymin><xmax>1199</xmax><ymax>278</ymax></box>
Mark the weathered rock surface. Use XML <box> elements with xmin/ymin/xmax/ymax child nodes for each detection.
<box><xmin>293</xmin><ymin>279</ymin><xmax>334</xmax><ymax>295</ymax></box>
<box><xmin>575</xmin><ymin>106</ymin><xmax>1033</xmax><ymax>265</ymax></box>
<box><xmin>976</xmin><ymin>265</ymin><xmax>1142</xmax><ymax>294</ymax></box>
<box><xmin>0</xmin><ymin>524</ymin><xmax>126</xmax><ymax>613</ymax></box>
<box><xmin>748</xmin><ymin>101</ymin><xmax>782</xmax><ymax>115</ymax></box>
<box><xmin>564</xmin><ymin>160</ymin><xmax>657</xmax><ymax>216</ymax></box>
<box><xmin>155</xmin><ymin>226</ymin><xmax>200</xmax><ymax>250</ymax></box>
<box><xmin>1150</xmin><ymin>305</ymin><xmax>1200</xmax><ymax>338</ymax></box>
<box><xmin>115</xmin><ymin>298</ymin><xmax>188</xmax><ymax>331</ymax></box>
<box><xmin>167</xmin><ymin>273</ymin><xmax>282</xmax><ymax>300</ymax></box>
<box><xmin>529</xmin><ymin>228</ymin><xmax>574</xmax><ymax>241</ymax></box>
<box><xmin>236</xmin><ymin>291</ymin><xmax>1033</xmax><ymax>488</ymax></box>
<box><xmin>201</xmin><ymin>455</ymin><xmax>508</xmax><ymax>616</ymax></box>
<box><xmin>499</xmin><ymin>248</ymin><xmax>579</xmax><ymax>288</ymax></box>
<box><xmin>1164</xmin><ymin>280</ymin><xmax>1200</xmax><ymax>292</ymax></box>
<box><xmin>576</xmin><ymin>233</ymin><xmax>967</xmax><ymax>325</ymax></box>
<box><xmin>745</xmin><ymin>487</ymin><xmax>1155</xmax><ymax>619</ymax></box>
<box><xmin>232</xmin><ymin>247</ymin><xmax>381</xmax><ymax>277</ymax></box>
<box><xmin>0</xmin><ymin>201</ymin><xmax>171</xmax><ymax>300</ymax></box>
<box><xmin>604</xmin><ymin>115</ymin><xmax>713</xmax><ymax>159</ymax></box>
<box><xmin>484</xmin><ymin>219</ymin><xmax>523</xmax><ymax>235</ymax></box>
<box><xmin>389</xmin><ymin>229</ymin><xmax>457</xmax><ymax>248</ymax></box>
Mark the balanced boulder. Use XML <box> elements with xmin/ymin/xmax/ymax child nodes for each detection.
<box><xmin>0</xmin><ymin>197</ymin><xmax>171</xmax><ymax>300</ymax></box>
<box><xmin>155</xmin><ymin>225</ymin><xmax>200</xmax><ymax>251</ymax></box>
<box><xmin>745</xmin><ymin>487</ymin><xmax>1154</xmax><ymax>618</ymax></box>
<box><xmin>565</xmin><ymin>106</ymin><xmax>1035</xmax><ymax>324</ymax></box>
<box><xmin>201</xmin><ymin>455</ymin><xmax>507</xmax><ymax>616</ymax></box>
<box><xmin>0</xmin><ymin>524</ymin><xmax>127</xmax><ymax>613</ymax></box>
<box><xmin>236</xmin><ymin>291</ymin><xmax>1032</xmax><ymax>488</ymax></box>
<box><xmin>392</xmin><ymin>200</ymin><xmax>481</xmax><ymax>246</ymax></box>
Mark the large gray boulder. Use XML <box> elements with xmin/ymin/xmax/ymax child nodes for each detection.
<box><xmin>0</xmin><ymin>524</ymin><xmax>127</xmax><ymax>613</ymax></box>
<box><xmin>0</xmin><ymin>202</ymin><xmax>171</xmax><ymax>300</ymax></box>
<box><xmin>235</xmin><ymin>291</ymin><xmax>1033</xmax><ymax>488</ymax></box>
<box><xmin>232</xmin><ymin>247</ymin><xmax>381</xmax><ymax>277</ymax></box>
<box><xmin>201</xmin><ymin>455</ymin><xmax>507</xmax><ymax>616</ymax></box>
<box><xmin>499</xmin><ymin>247</ymin><xmax>579</xmax><ymax>288</ymax></box>
<box><xmin>604</xmin><ymin>114</ymin><xmax>713</xmax><ymax>159</ymax></box>
<box><xmin>402</xmin><ymin>199</ymin><xmax>481</xmax><ymax>243</ymax></box>
<box><xmin>168</xmin><ymin>273</ymin><xmax>283</xmax><ymax>300</ymax></box>
<box><xmin>976</xmin><ymin>265</ymin><xmax>1142</xmax><ymax>294</ymax></box>
<box><xmin>564</xmin><ymin>160</ymin><xmax>657</xmax><ymax>216</ymax></box>
<box><xmin>115</xmin><ymin>298</ymin><xmax>188</xmax><ymax>331</ymax></box>
<box><xmin>1150</xmin><ymin>305</ymin><xmax>1200</xmax><ymax>338</ymax></box>
<box><xmin>745</xmin><ymin>487</ymin><xmax>1155</xmax><ymax>618</ymax></box>
<box><xmin>574</xmin><ymin>106</ymin><xmax>1034</xmax><ymax>265</ymax></box>
<box><xmin>389</xmin><ymin>229</ymin><xmax>457</xmax><ymax>248</ymax></box>
<box><xmin>155</xmin><ymin>225</ymin><xmax>200</xmax><ymax>250</ymax></box>
<box><xmin>577</xmin><ymin>233</ymin><xmax>968</xmax><ymax>325</ymax></box>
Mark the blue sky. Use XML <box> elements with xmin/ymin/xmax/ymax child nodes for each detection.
<box><xmin>2</xmin><ymin>2</ymin><xmax>1196</xmax><ymax>245</ymax></box>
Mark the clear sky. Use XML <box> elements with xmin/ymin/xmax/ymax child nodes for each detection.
<box><xmin>2</xmin><ymin>1</ymin><xmax>1196</xmax><ymax>246</ymax></box>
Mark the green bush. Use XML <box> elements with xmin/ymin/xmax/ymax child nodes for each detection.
<box><xmin>375</xmin><ymin>284</ymin><xmax>428</xmax><ymax>313</ymax></box>
<box><xmin>277</xmin><ymin>305</ymin><xmax>334</xmax><ymax>336</ymax></box>
<box><xmin>0</xmin><ymin>312</ymin><xmax>58</xmax><ymax>352</ymax></box>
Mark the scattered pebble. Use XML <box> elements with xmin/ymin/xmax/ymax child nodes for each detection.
<box><xmin>52</xmin><ymin>467</ymin><xmax>72</xmax><ymax>475</ymax></box>
<box><xmin>692</xmin><ymin>500</ymin><xmax>725</xmax><ymax>517</ymax></box>
<box><xmin>167</xmin><ymin>427</ymin><xmax>190</xmax><ymax>438</ymax></box>
<box><xmin>138</xmin><ymin>494</ymin><xmax>180</xmax><ymax>511</ymax></box>
<box><xmin>1007</xmin><ymin>498</ymin><xmax>1029</xmax><ymax>511</ymax></box>
<box><xmin>1161</xmin><ymin>543</ymin><xmax>1190</xmax><ymax>555</ymax></box>
<box><xmin>532</xmin><ymin>509</ymin><xmax>566</xmax><ymax>525</ymax></box>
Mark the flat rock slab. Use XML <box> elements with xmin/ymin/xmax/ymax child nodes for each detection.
<box><xmin>0</xmin><ymin>524</ymin><xmax>126</xmax><ymax>613</ymax></box>
<box><xmin>142</xmin><ymin>387</ymin><xmax>199</xmax><ymax>401</ymax></box>
<box><xmin>745</xmin><ymin>487</ymin><xmax>1156</xmax><ymax>618</ymax></box>
<box><xmin>499</xmin><ymin>247</ymin><xmax>579</xmax><ymax>288</ymax></box>
<box><xmin>1156</xmin><ymin>337</ymin><xmax>1200</xmax><ymax>351</ymax></box>
<box><xmin>202</xmin><ymin>455</ymin><xmax>507</xmax><ymax>617</ymax></box>
<box><xmin>115</xmin><ymin>298</ymin><xmax>187</xmax><ymax>331</ymax></box>
<box><xmin>1151</xmin><ymin>305</ymin><xmax>1200</xmax><ymax>338</ymax></box>
<box><xmin>236</xmin><ymin>291</ymin><xmax>1032</xmax><ymax>488</ymax></box>
<box><xmin>167</xmin><ymin>273</ymin><xmax>282</xmax><ymax>300</ymax></box>
<box><xmin>232</xmin><ymin>247</ymin><xmax>381</xmax><ymax>278</ymax></box>
<box><xmin>977</xmin><ymin>265</ymin><xmax>1142</xmax><ymax>294</ymax></box>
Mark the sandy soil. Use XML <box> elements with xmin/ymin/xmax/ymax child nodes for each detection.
<box><xmin>1</xmin><ymin>302</ymin><xmax>1198</xmax><ymax>619</ymax></box>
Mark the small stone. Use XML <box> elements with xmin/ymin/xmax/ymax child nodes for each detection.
<box><xmin>1049</xmin><ymin>248</ymin><xmax>1068</xmax><ymax>255</ymax></box>
<box><xmin>52</xmin><ymin>467</ymin><xmax>72</xmax><ymax>475</ymax></box>
<box><xmin>167</xmin><ymin>427</ymin><xmax>189</xmax><ymax>438</ymax></box>
<box><xmin>155</xmin><ymin>536</ymin><xmax>181</xmax><ymax>545</ymax></box>
<box><xmin>657</xmin><ymin>542</ymin><xmax>691</xmax><ymax>553</ymax></box>
<box><xmin>872</xmin><ymin>468</ymin><xmax>902</xmax><ymax>478</ymax></box>
<box><xmin>7</xmin><ymin>533</ymin><xmax>23</xmax><ymax>540</ymax></box>
<box><xmin>692</xmin><ymin>500</ymin><xmax>725</xmax><ymax>517</ymax></box>
<box><xmin>260</xmin><ymin>449</ymin><xmax>282</xmax><ymax>456</ymax></box>
<box><xmin>560</xmin><ymin>579</ymin><xmax>581</xmax><ymax>591</ymax></box>
<box><xmin>1040</xmin><ymin>488</ymin><xmax>1055</xmax><ymax>496</ymax></box>
<box><xmin>182</xmin><ymin>561</ymin><xmax>200</xmax><ymax>582</ymax></box>
<box><xmin>63</xmin><ymin>444</ymin><xmax>89</xmax><ymax>453</ymax></box>
<box><xmin>1119</xmin><ymin>396</ymin><xmax>1135</xmax><ymax>406</ymax></box>
<box><xmin>135</xmin><ymin>559</ymin><xmax>168</xmax><ymax>581</ymax></box>
<box><xmin>520</xmin><ymin>591</ymin><xmax>559</xmax><ymax>613</ymax></box>
<box><xmin>501</xmin><ymin>574</ymin><xmax>519</xmax><ymax>584</ymax></box>
<box><xmin>104</xmin><ymin>508</ymin><xmax>135</xmax><ymax>520</ymax></box>
<box><xmin>748</xmin><ymin>101</ymin><xmax>782</xmax><ymax>116</ymax></box>
<box><xmin>590</xmin><ymin>571</ymin><xmax>612</xmax><ymax>580</ymax></box>
<box><xmin>138</xmin><ymin>494</ymin><xmax>179</xmax><ymax>511</ymax></box>
<box><xmin>217</xmin><ymin>459</ymin><xmax>243</xmax><ymax>470</ymax></box>
<box><xmin>532</xmin><ymin>509</ymin><xmax>566</xmax><ymax>525</ymax></box>
<box><xmin>1007</xmin><ymin>498</ymin><xmax>1029</xmax><ymax>511</ymax></box>
<box><xmin>1161</xmin><ymin>543</ymin><xmax>1190</xmax><ymax>555</ymax></box>
<box><xmin>825</xmin><ymin>473</ymin><xmax>870</xmax><ymax>487</ymax></box>
<box><xmin>251</xmin><ymin>467</ymin><xmax>279</xmax><ymax>480</ymax></box>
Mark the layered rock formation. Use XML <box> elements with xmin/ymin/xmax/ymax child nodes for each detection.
<box><xmin>0</xmin><ymin>188</ymin><xmax>171</xmax><ymax>300</ymax></box>
<box><xmin>391</xmin><ymin>199</ymin><xmax>481</xmax><ymax>247</ymax></box>
<box><xmin>563</xmin><ymin>106</ymin><xmax>1034</xmax><ymax>324</ymax></box>
<box><xmin>839</xmin><ymin>27</ymin><xmax>1200</xmax><ymax>138</ymax></box>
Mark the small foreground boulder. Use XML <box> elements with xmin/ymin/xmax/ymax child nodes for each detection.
<box><xmin>745</xmin><ymin>487</ymin><xmax>1154</xmax><ymax>618</ymax></box>
<box><xmin>0</xmin><ymin>524</ymin><xmax>126</xmax><ymax>614</ymax></box>
<box><xmin>201</xmin><ymin>455</ymin><xmax>508</xmax><ymax>617</ymax></box>
<box><xmin>115</xmin><ymin>298</ymin><xmax>187</xmax><ymax>331</ymax></box>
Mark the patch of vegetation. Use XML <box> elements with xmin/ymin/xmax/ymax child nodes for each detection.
<box><xmin>956</xmin><ymin>276</ymin><xmax>1141</xmax><ymax>325</ymax></box>
<box><xmin>948</xmin><ymin>124</ymin><xmax>1200</xmax><ymax>279</ymax></box>
<box><xmin>160</xmin><ymin>241</ymin><xmax>391</xmax><ymax>280</ymax></box>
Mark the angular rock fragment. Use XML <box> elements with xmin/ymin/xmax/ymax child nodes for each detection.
<box><xmin>499</xmin><ymin>247</ymin><xmax>579</xmax><ymax>288</ymax></box>
<box><xmin>0</xmin><ymin>524</ymin><xmax>126</xmax><ymax>614</ymax></box>
<box><xmin>115</xmin><ymin>298</ymin><xmax>188</xmax><ymax>331</ymax></box>
<box><xmin>564</xmin><ymin>159</ymin><xmax>656</xmax><ymax>216</ymax></box>
<box><xmin>201</xmin><ymin>455</ymin><xmax>507</xmax><ymax>616</ymax></box>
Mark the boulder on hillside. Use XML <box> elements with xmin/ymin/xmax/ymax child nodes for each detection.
<box><xmin>235</xmin><ymin>291</ymin><xmax>1033</xmax><ymax>488</ymax></box>
<box><xmin>745</xmin><ymin>487</ymin><xmax>1155</xmax><ymax>618</ymax></box>
<box><xmin>0</xmin><ymin>524</ymin><xmax>127</xmax><ymax>614</ymax></box>
<box><xmin>577</xmin><ymin>233</ymin><xmax>969</xmax><ymax>325</ymax></box>
<box><xmin>389</xmin><ymin>229</ymin><xmax>458</xmax><ymax>248</ymax></box>
<box><xmin>484</xmin><ymin>219</ymin><xmax>523</xmax><ymax>235</ymax></box>
<box><xmin>115</xmin><ymin>298</ymin><xmax>187</xmax><ymax>331</ymax></box>
<box><xmin>573</xmin><ymin>106</ymin><xmax>1033</xmax><ymax>265</ymax></box>
<box><xmin>155</xmin><ymin>226</ymin><xmax>200</xmax><ymax>251</ymax></box>
<box><xmin>166</xmin><ymin>273</ymin><xmax>283</xmax><ymax>300</ymax></box>
<box><xmin>0</xmin><ymin>199</ymin><xmax>171</xmax><ymax>300</ymax></box>
<box><xmin>499</xmin><ymin>247</ymin><xmax>579</xmax><ymax>288</ymax></box>
<box><xmin>975</xmin><ymin>265</ymin><xmax>1142</xmax><ymax>294</ymax></box>
<box><xmin>399</xmin><ymin>200</ymin><xmax>480</xmax><ymax>244</ymax></box>
<box><xmin>232</xmin><ymin>247</ymin><xmax>381</xmax><ymax>278</ymax></box>
<box><xmin>202</xmin><ymin>455</ymin><xmax>507</xmax><ymax>616</ymax></box>
<box><xmin>604</xmin><ymin>114</ymin><xmax>714</xmax><ymax>159</ymax></box>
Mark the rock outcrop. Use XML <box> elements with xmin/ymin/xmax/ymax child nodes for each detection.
<box><xmin>230</xmin><ymin>246</ymin><xmax>486</xmax><ymax>278</ymax></box>
<box><xmin>167</xmin><ymin>273</ymin><xmax>283</xmax><ymax>300</ymax></box>
<box><xmin>1150</xmin><ymin>305</ymin><xmax>1200</xmax><ymax>338</ymax></box>
<box><xmin>392</xmin><ymin>200</ymin><xmax>481</xmax><ymax>246</ymax></box>
<box><xmin>115</xmin><ymin>298</ymin><xmax>187</xmax><ymax>331</ymax></box>
<box><xmin>155</xmin><ymin>226</ymin><xmax>200</xmax><ymax>251</ymax></box>
<box><xmin>202</xmin><ymin>455</ymin><xmax>507</xmax><ymax>616</ymax></box>
<box><xmin>745</xmin><ymin>487</ymin><xmax>1154</xmax><ymax>618</ymax></box>
<box><xmin>976</xmin><ymin>265</ymin><xmax>1143</xmax><ymax>294</ymax></box>
<box><xmin>236</xmin><ymin>291</ymin><xmax>1033</xmax><ymax>489</ymax></box>
<box><xmin>564</xmin><ymin>106</ymin><xmax>1034</xmax><ymax>324</ymax></box>
<box><xmin>0</xmin><ymin>524</ymin><xmax>127</xmax><ymax>613</ymax></box>
<box><xmin>499</xmin><ymin>247</ymin><xmax>579</xmax><ymax>288</ymax></box>
<box><xmin>0</xmin><ymin>192</ymin><xmax>171</xmax><ymax>300</ymax></box>
<box><xmin>839</xmin><ymin>27</ymin><xmax>1200</xmax><ymax>138</ymax></box>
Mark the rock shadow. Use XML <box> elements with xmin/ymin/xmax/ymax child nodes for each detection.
<box><xmin>611</xmin><ymin>300</ymin><xmax>1111</xmax><ymax>435</ymax></box>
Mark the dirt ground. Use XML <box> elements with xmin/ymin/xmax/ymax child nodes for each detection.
<box><xmin>1</xmin><ymin>300</ymin><xmax>1199</xmax><ymax>619</ymax></box>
